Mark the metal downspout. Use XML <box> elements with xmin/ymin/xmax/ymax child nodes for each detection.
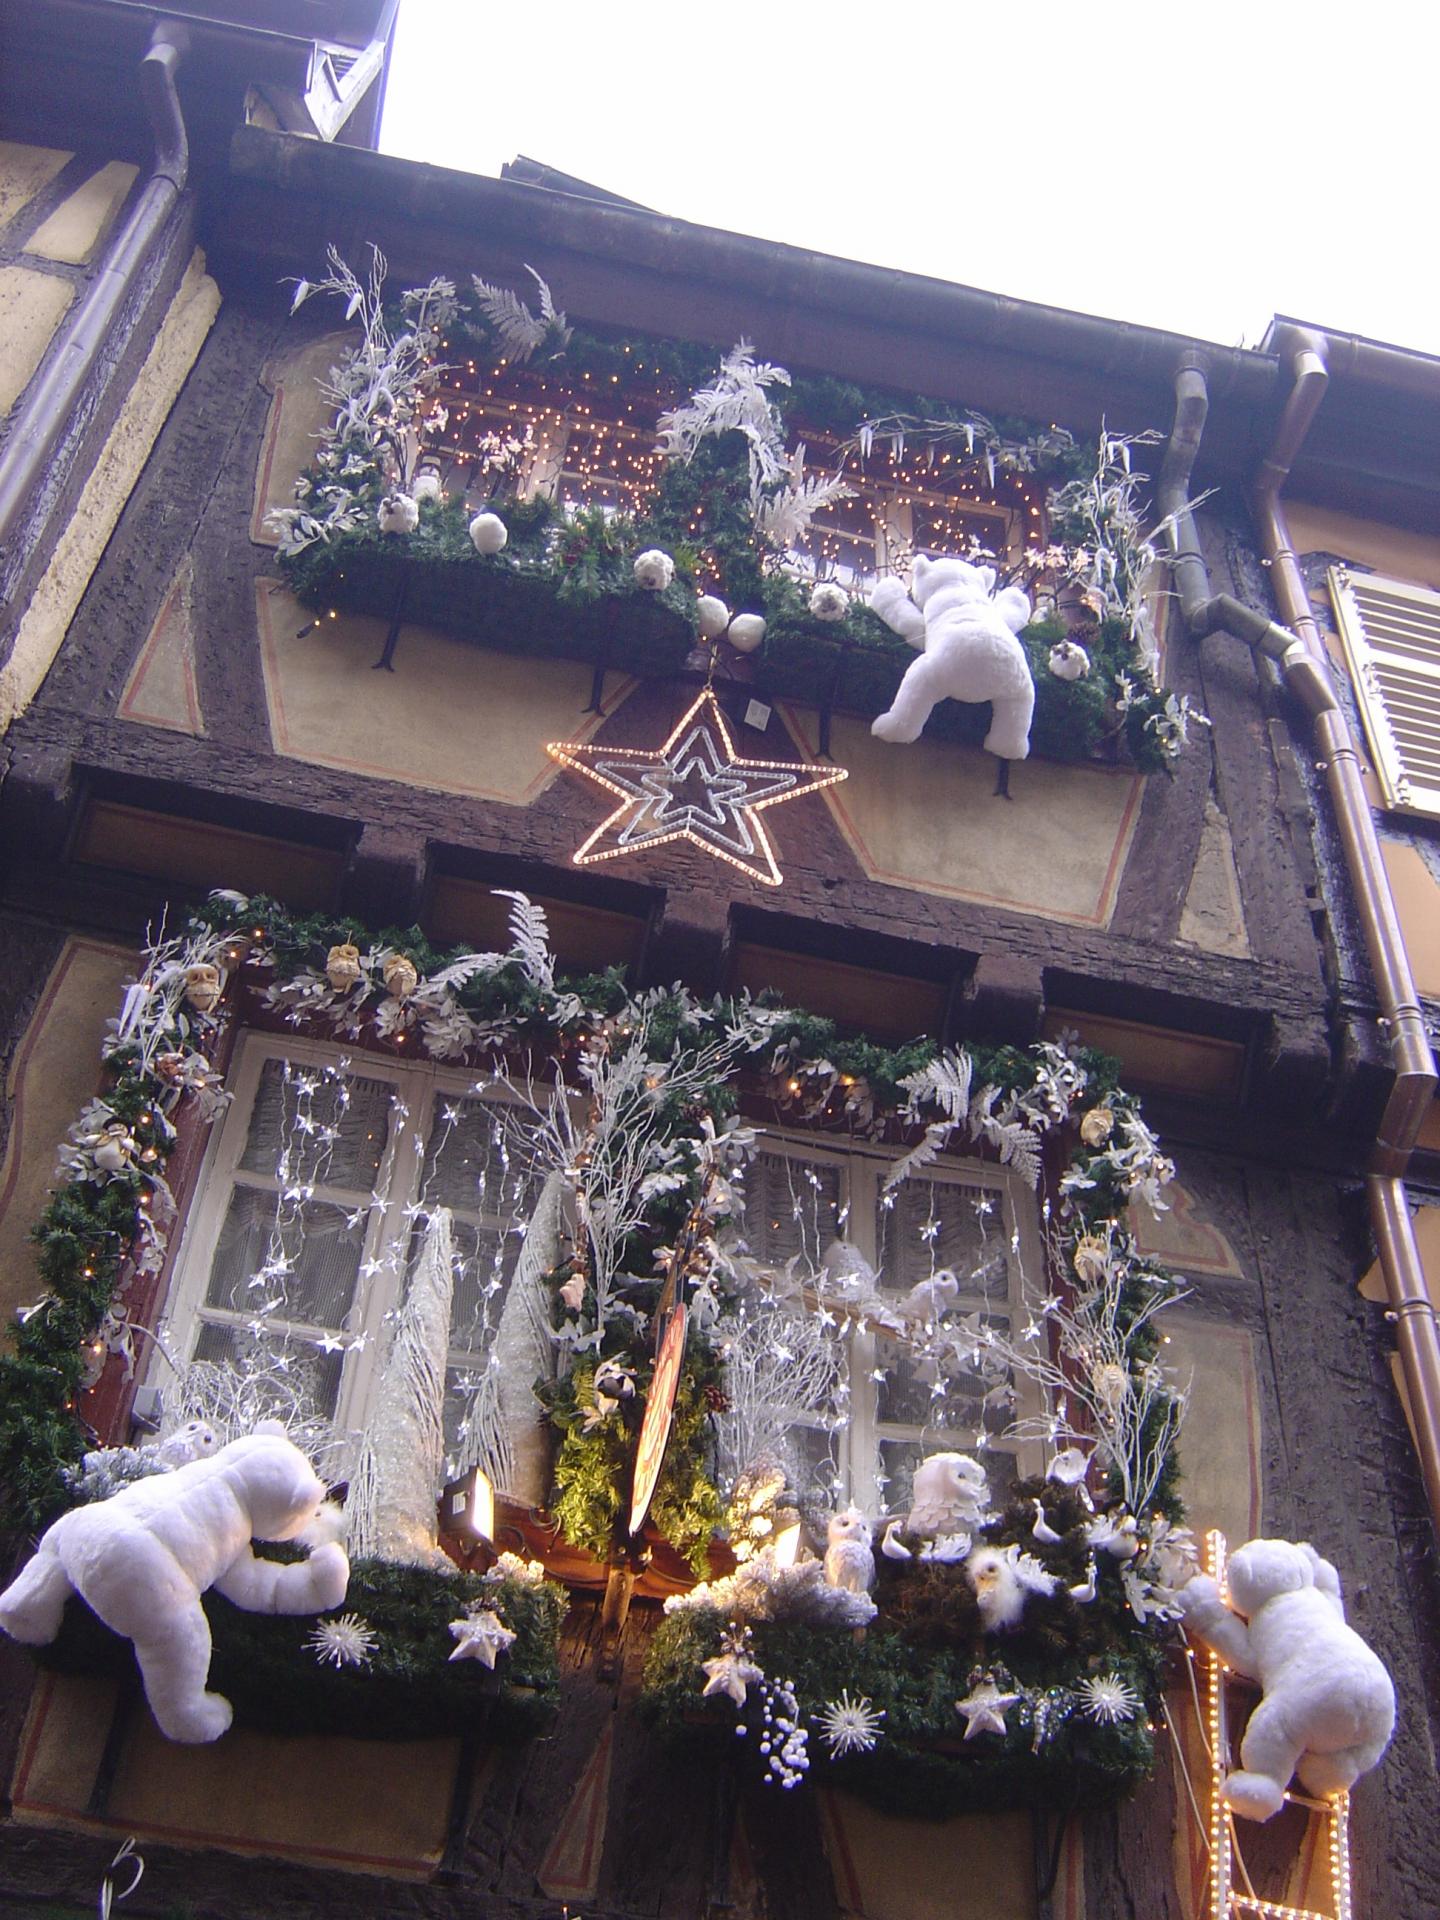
<box><xmin>1159</xmin><ymin>348</ymin><xmax>1440</xmax><ymax>1536</ymax></box>
<box><xmin>0</xmin><ymin>22</ymin><xmax>190</xmax><ymax>597</ymax></box>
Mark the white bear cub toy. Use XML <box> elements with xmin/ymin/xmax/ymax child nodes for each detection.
<box><xmin>1180</xmin><ymin>1537</ymin><xmax>1395</xmax><ymax>1821</ymax></box>
<box><xmin>0</xmin><ymin>1423</ymin><xmax>348</xmax><ymax>1744</ymax></box>
<box><xmin>869</xmin><ymin>557</ymin><xmax>1035</xmax><ymax>761</ymax></box>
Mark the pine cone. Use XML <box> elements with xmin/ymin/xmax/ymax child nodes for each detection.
<box><xmin>703</xmin><ymin>1384</ymin><xmax>730</xmax><ymax>1413</ymax></box>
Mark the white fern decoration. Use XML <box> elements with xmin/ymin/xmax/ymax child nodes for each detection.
<box><xmin>656</xmin><ymin>340</ymin><xmax>790</xmax><ymax>488</ymax></box>
<box><xmin>752</xmin><ymin>446</ymin><xmax>855</xmax><ymax>550</ymax></box>
<box><xmin>496</xmin><ymin>889</ymin><xmax>555</xmax><ymax>989</ymax></box>
<box><xmin>470</xmin><ymin>266</ymin><xmax>571</xmax><ymax>363</ymax></box>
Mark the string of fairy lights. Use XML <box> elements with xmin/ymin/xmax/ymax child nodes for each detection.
<box><xmin>416</xmin><ymin>345</ymin><xmax>1047</xmax><ymax>586</ymax></box>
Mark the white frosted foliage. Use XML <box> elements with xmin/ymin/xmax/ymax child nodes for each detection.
<box><xmin>347</xmin><ymin>1206</ymin><xmax>455</xmax><ymax>1569</ymax></box>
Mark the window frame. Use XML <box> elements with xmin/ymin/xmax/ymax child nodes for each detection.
<box><xmin>153</xmin><ymin>1030</ymin><xmax>538</xmax><ymax>1451</ymax></box>
<box><xmin>744</xmin><ymin>1124</ymin><xmax>1048</xmax><ymax>1515</ymax></box>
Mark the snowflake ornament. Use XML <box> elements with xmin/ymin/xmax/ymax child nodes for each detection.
<box><xmin>307</xmin><ymin>1613</ymin><xmax>377</xmax><ymax>1670</ymax></box>
<box><xmin>1078</xmin><ymin>1673</ymin><xmax>1142</xmax><ymax>1725</ymax></box>
<box><xmin>816</xmin><ymin>1691</ymin><xmax>885</xmax><ymax>1757</ymax></box>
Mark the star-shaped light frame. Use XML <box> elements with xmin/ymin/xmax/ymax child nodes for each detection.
<box><xmin>547</xmin><ymin>687</ymin><xmax>848</xmax><ymax>888</ymax></box>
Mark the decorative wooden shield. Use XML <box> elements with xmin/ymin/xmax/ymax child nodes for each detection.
<box><xmin>628</xmin><ymin>1303</ymin><xmax>688</xmax><ymax>1537</ymax></box>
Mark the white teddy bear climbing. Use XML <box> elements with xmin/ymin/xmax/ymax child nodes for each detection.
<box><xmin>0</xmin><ymin>1423</ymin><xmax>348</xmax><ymax>1744</ymax></box>
<box><xmin>1179</xmin><ymin>1537</ymin><xmax>1395</xmax><ymax>1821</ymax></box>
<box><xmin>869</xmin><ymin>556</ymin><xmax>1035</xmax><ymax>787</ymax></box>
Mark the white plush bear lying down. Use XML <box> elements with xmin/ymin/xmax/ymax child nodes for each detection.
<box><xmin>0</xmin><ymin>1424</ymin><xmax>347</xmax><ymax>1743</ymax></box>
<box><xmin>1180</xmin><ymin>1537</ymin><xmax>1395</xmax><ymax>1821</ymax></box>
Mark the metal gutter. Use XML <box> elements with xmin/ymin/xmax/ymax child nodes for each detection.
<box><xmin>1158</xmin><ymin>346</ymin><xmax>1440</xmax><ymax>1536</ymax></box>
<box><xmin>0</xmin><ymin>22</ymin><xmax>190</xmax><ymax>600</ymax></box>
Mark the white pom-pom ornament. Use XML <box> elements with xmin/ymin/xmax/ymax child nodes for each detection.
<box><xmin>634</xmin><ymin>548</ymin><xmax>675</xmax><ymax>591</ymax></box>
<box><xmin>412</xmin><ymin>466</ymin><xmax>442</xmax><ymax>505</ymax></box>
<box><xmin>469</xmin><ymin>511</ymin><xmax>508</xmax><ymax>555</ymax></box>
<box><xmin>725</xmin><ymin>613</ymin><xmax>767</xmax><ymax>654</ymax></box>
<box><xmin>809</xmin><ymin>581</ymin><xmax>849</xmax><ymax>622</ymax></box>
<box><xmin>1048</xmin><ymin>639</ymin><xmax>1091</xmax><ymax>682</ymax></box>
<box><xmin>377</xmin><ymin>491</ymin><xmax>419</xmax><ymax>536</ymax></box>
<box><xmin>696</xmin><ymin>594</ymin><xmax>731</xmax><ymax>639</ymax></box>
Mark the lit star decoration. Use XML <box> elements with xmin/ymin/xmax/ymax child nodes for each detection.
<box><xmin>817</xmin><ymin>1691</ymin><xmax>886</xmax><ymax>1757</ymax></box>
<box><xmin>447</xmin><ymin>1608</ymin><xmax>517</xmax><ymax>1668</ymax></box>
<box><xmin>547</xmin><ymin>687</ymin><xmax>848</xmax><ymax>888</ymax></box>
<box><xmin>956</xmin><ymin>1678</ymin><xmax>1022</xmax><ymax>1740</ymax></box>
<box><xmin>306</xmin><ymin>1613</ymin><xmax>377</xmax><ymax>1670</ymax></box>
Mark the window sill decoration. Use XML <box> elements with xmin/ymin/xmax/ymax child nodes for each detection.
<box><xmin>1</xmin><ymin>889</ymin><xmax>1190</xmax><ymax>1793</ymax></box>
<box><xmin>269</xmin><ymin>251</ymin><xmax>1205</xmax><ymax>774</ymax></box>
<box><xmin>35</xmin><ymin>1551</ymin><xmax>565</xmax><ymax>1743</ymax></box>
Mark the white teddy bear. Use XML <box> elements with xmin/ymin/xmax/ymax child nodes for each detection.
<box><xmin>1180</xmin><ymin>1537</ymin><xmax>1395</xmax><ymax>1821</ymax></box>
<box><xmin>869</xmin><ymin>556</ymin><xmax>1035</xmax><ymax>766</ymax></box>
<box><xmin>0</xmin><ymin>1424</ymin><xmax>348</xmax><ymax>1744</ymax></box>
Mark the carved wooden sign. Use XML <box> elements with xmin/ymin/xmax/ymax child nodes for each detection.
<box><xmin>628</xmin><ymin>1303</ymin><xmax>687</xmax><ymax>1537</ymax></box>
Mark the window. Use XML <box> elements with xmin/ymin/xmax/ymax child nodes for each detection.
<box><xmin>1330</xmin><ymin>565</ymin><xmax>1440</xmax><ymax>817</ymax></box>
<box><xmin>156</xmin><ymin>1034</ymin><xmax>538</xmax><ymax>1470</ymax></box>
<box><xmin>739</xmin><ymin>1135</ymin><xmax>1044</xmax><ymax>1517</ymax></box>
<box><xmin>798</xmin><ymin>463</ymin><xmax>1020</xmax><ymax>591</ymax></box>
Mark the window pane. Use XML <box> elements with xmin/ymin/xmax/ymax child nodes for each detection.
<box><xmin>205</xmin><ymin>1185</ymin><xmax>365</xmax><ymax>1329</ymax></box>
<box><xmin>239</xmin><ymin>1059</ymin><xmax>396</xmax><ymax>1192</ymax></box>
<box><xmin>191</xmin><ymin>1320</ymin><xmax>343</xmax><ymax>1421</ymax></box>
<box><xmin>878</xmin><ymin>1178</ymin><xmax>1008</xmax><ymax>1297</ymax></box>
<box><xmin>742</xmin><ymin>1151</ymin><xmax>842</xmax><ymax>1269</ymax></box>
<box><xmin>910</xmin><ymin>498</ymin><xmax>1008</xmax><ymax>560</ymax></box>
<box><xmin>419</xmin><ymin>1094</ymin><xmax>538</xmax><ymax>1218</ymax></box>
<box><xmin>879</xmin><ymin>1437</ymin><xmax>1019</xmax><ymax>1516</ymax></box>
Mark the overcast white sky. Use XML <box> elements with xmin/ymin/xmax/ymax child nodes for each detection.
<box><xmin>380</xmin><ymin>1</ymin><xmax>1437</xmax><ymax>357</ymax></box>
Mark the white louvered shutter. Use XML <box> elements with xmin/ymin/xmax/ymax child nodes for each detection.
<box><xmin>1330</xmin><ymin>567</ymin><xmax>1440</xmax><ymax>817</ymax></box>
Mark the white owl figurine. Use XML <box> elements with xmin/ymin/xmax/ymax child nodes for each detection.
<box><xmin>907</xmin><ymin>1452</ymin><xmax>991</xmax><ymax>1536</ymax></box>
<box><xmin>824</xmin><ymin>1506</ymin><xmax>875</xmax><ymax>1594</ymax></box>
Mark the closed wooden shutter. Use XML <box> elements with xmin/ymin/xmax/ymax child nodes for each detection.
<box><xmin>1330</xmin><ymin>566</ymin><xmax>1440</xmax><ymax>816</ymax></box>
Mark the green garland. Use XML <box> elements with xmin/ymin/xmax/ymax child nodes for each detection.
<box><xmin>37</xmin><ymin>1557</ymin><xmax>565</xmax><ymax>1742</ymax></box>
<box><xmin>1</xmin><ymin>887</ymin><xmax>1186</xmax><ymax>1796</ymax></box>
<box><xmin>275</xmin><ymin>266</ymin><xmax>1184</xmax><ymax>772</ymax></box>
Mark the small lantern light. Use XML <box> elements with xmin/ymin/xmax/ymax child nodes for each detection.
<box><xmin>773</xmin><ymin>1520</ymin><xmax>803</xmax><ymax>1568</ymax></box>
<box><xmin>440</xmin><ymin>1465</ymin><xmax>495</xmax><ymax>1568</ymax></box>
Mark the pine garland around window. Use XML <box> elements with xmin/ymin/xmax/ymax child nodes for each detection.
<box><xmin>0</xmin><ymin>889</ymin><xmax>1191</xmax><ymax>1787</ymax></box>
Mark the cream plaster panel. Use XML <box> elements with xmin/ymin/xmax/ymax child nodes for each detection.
<box><xmin>1163</xmin><ymin>1314</ymin><xmax>1263</xmax><ymax>1545</ymax></box>
<box><xmin>251</xmin><ymin>331</ymin><xmax>352</xmax><ymax>544</ymax></box>
<box><xmin>781</xmin><ymin>707</ymin><xmax>1142</xmax><ymax>927</ymax></box>
<box><xmin>0</xmin><ymin>142</ymin><xmax>70</xmax><ymax>233</ymax></box>
<box><xmin>27</xmin><ymin>160</ymin><xmax>137</xmax><ymax>264</ymax></box>
<box><xmin>0</xmin><ymin>251</ymin><xmax>219</xmax><ymax>731</ymax></box>
<box><xmin>118</xmin><ymin>556</ymin><xmax>203</xmax><ymax>734</ymax></box>
<box><xmin>1128</xmin><ymin>1182</ymin><xmax>1244</xmax><ymax>1280</ymax></box>
<box><xmin>0</xmin><ymin>939</ymin><xmax>135</xmax><ymax>1333</ymax></box>
<box><xmin>1287</xmin><ymin>501</ymin><xmax>1440</xmax><ymax>594</ymax></box>
<box><xmin>258</xmin><ymin>582</ymin><xmax>631</xmax><ymax>803</ymax></box>
<box><xmin>1177</xmin><ymin>797</ymin><xmax>1250</xmax><ymax>958</ymax></box>
<box><xmin>12</xmin><ymin>1672</ymin><xmax>462</xmax><ymax>1877</ymax></box>
<box><xmin>818</xmin><ymin>1793</ymin><xmax>1072</xmax><ymax>1920</ymax></box>
<box><xmin>0</xmin><ymin>265</ymin><xmax>73</xmax><ymax>415</ymax></box>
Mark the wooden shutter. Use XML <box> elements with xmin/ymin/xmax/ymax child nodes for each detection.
<box><xmin>1330</xmin><ymin>566</ymin><xmax>1440</xmax><ymax>816</ymax></box>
